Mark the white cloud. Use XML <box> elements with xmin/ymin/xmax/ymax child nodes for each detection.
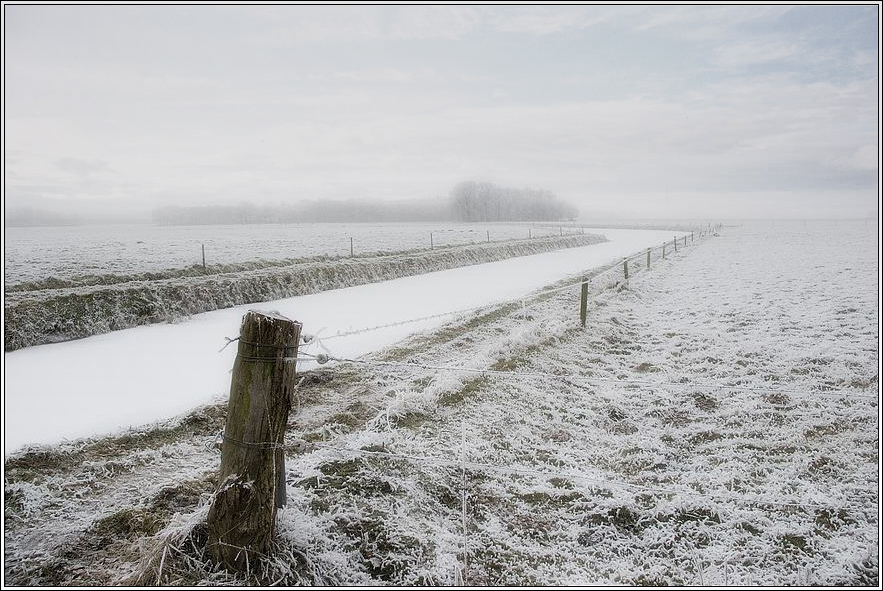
<box><xmin>713</xmin><ymin>37</ymin><xmax>803</xmax><ymax>67</ymax></box>
<box><xmin>830</xmin><ymin>144</ymin><xmax>879</xmax><ymax>171</ymax></box>
<box><xmin>247</xmin><ymin>6</ymin><xmax>384</xmax><ymax>45</ymax></box>
<box><xmin>388</xmin><ymin>6</ymin><xmax>482</xmax><ymax>39</ymax></box>
<box><xmin>486</xmin><ymin>6</ymin><xmax>617</xmax><ymax>35</ymax></box>
<box><xmin>633</xmin><ymin>5</ymin><xmax>793</xmax><ymax>35</ymax></box>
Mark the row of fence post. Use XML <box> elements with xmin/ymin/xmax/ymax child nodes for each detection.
<box><xmin>348</xmin><ymin>227</ymin><xmax>584</xmax><ymax>255</ymax></box>
<box><xmin>199</xmin><ymin>225</ymin><xmax>721</xmax><ymax>267</ymax></box>
<box><xmin>578</xmin><ymin>226</ymin><xmax>719</xmax><ymax>327</ymax></box>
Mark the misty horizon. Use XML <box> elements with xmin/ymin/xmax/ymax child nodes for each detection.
<box><xmin>5</xmin><ymin>203</ymin><xmax>877</xmax><ymax>229</ymax></box>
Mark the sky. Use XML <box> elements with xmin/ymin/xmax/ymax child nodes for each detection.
<box><xmin>3</xmin><ymin>4</ymin><xmax>880</xmax><ymax>220</ymax></box>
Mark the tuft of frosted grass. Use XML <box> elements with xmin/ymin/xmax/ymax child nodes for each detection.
<box><xmin>5</xmin><ymin>481</ymin><xmax>52</xmax><ymax>518</ymax></box>
<box><xmin>124</xmin><ymin>503</ymin><xmax>212</xmax><ymax>585</ymax></box>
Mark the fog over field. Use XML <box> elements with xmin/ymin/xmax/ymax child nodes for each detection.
<box><xmin>2</xmin><ymin>5</ymin><xmax>880</xmax><ymax>588</ymax></box>
<box><xmin>3</xmin><ymin>5</ymin><xmax>878</xmax><ymax>224</ymax></box>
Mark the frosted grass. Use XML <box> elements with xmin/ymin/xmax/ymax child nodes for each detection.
<box><xmin>4</xmin><ymin>221</ymin><xmax>877</xmax><ymax>586</ymax></box>
<box><xmin>4</xmin><ymin>222</ymin><xmax>583</xmax><ymax>285</ymax></box>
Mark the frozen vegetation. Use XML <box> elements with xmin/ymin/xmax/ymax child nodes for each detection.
<box><xmin>4</xmin><ymin>222</ymin><xmax>587</xmax><ymax>285</ymax></box>
<box><xmin>4</xmin><ymin>233</ymin><xmax>605</xmax><ymax>351</ymax></box>
<box><xmin>3</xmin><ymin>221</ymin><xmax>877</xmax><ymax>586</ymax></box>
<box><xmin>4</xmin><ymin>228</ymin><xmax>674</xmax><ymax>450</ymax></box>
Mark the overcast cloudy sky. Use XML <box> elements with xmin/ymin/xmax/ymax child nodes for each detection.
<box><xmin>4</xmin><ymin>4</ymin><xmax>879</xmax><ymax>220</ymax></box>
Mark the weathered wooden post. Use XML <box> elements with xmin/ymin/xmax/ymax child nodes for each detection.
<box><xmin>691</xmin><ymin>231</ymin><xmax>694</xmax><ymax>243</ymax></box>
<box><xmin>528</xmin><ymin>228</ymin><xmax>532</xmax><ymax>239</ymax></box>
<box><xmin>202</xmin><ymin>244</ymin><xmax>206</xmax><ymax>271</ymax></box>
<box><xmin>662</xmin><ymin>243</ymin><xmax>666</xmax><ymax>259</ymax></box>
<box><xmin>487</xmin><ymin>230</ymin><xmax>490</xmax><ymax>243</ymax></box>
<box><xmin>646</xmin><ymin>248</ymin><xmax>651</xmax><ymax>269</ymax></box>
<box><xmin>579</xmin><ymin>278</ymin><xmax>588</xmax><ymax>327</ymax></box>
<box><xmin>350</xmin><ymin>237</ymin><xmax>354</xmax><ymax>257</ymax></box>
<box><xmin>623</xmin><ymin>258</ymin><xmax>629</xmax><ymax>281</ymax></box>
<box><xmin>674</xmin><ymin>237</ymin><xmax>678</xmax><ymax>253</ymax></box>
<box><xmin>684</xmin><ymin>235</ymin><xmax>687</xmax><ymax>247</ymax></box>
<box><xmin>430</xmin><ymin>232</ymin><xmax>434</xmax><ymax>249</ymax></box>
<box><xmin>207</xmin><ymin>310</ymin><xmax>302</xmax><ymax>571</ymax></box>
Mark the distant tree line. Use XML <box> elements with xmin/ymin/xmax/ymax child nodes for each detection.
<box><xmin>449</xmin><ymin>181</ymin><xmax>578</xmax><ymax>222</ymax></box>
<box><xmin>152</xmin><ymin>183</ymin><xmax>577</xmax><ymax>225</ymax></box>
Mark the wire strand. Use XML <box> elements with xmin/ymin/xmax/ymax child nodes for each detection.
<box><xmin>316</xmin><ymin>236</ymin><xmax>694</xmax><ymax>342</ymax></box>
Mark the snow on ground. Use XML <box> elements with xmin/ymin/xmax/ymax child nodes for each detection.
<box><xmin>271</xmin><ymin>220</ymin><xmax>877</xmax><ymax>586</ymax></box>
<box><xmin>4</xmin><ymin>228</ymin><xmax>685</xmax><ymax>453</ymax></box>
<box><xmin>4</xmin><ymin>221</ymin><xmax>877</xmax><ymax>586</ymax></box>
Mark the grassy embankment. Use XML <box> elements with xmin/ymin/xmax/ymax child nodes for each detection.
<box><xmin>4</xmin><ymin>234</ymin><xmax>605</xmax><ymax>351</ymax></box>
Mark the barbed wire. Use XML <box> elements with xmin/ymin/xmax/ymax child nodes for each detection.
<box><xmin>229</xmin><ymin>228</ymin><xmax>875</xmax><ymax>404</ymax></box>
<box><xmin>313</xmin><ymin>235</ymin><xmax>697</xmax><ymax>342</ymax></box>
<box><xmin>204</xmin><ymin>226</ymin><xmax>880</xmax><ymax>554</ymax></box>
<box><xmin>319</xmin><ymin>307</ymin><xmax>489</xmax><ymax>341</ymax></box>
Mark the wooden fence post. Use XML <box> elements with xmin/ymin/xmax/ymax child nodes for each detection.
<box><xmin>350</xmin><ymin>237</ymin><xmax>354</xmax><ymax>257</ymax></box>
<box><xmin>580</xmin><ymin>278</ymin><xmax>588</xmax><ymax>327</ymax></box>
<box><xmin>646</xmin><ymin>248</ymin><xmax>651</xmax><ymax>269</ymax></box>
<box><xmin>202</xmin><ymin>244</ymin><xmax>206</xmax><ymax>270</ymax></box>
<box><xmin>529</xmin><ymin>228</ymin><xmax>532</xmax><ymax>239</ymax></box>
<box><xmin>430</xmin><ymin>232</ymin><xmax>434</xmax><ymax>249</ymax></box>
<box><xmin>207</xmin><ymin>310</ymin><xmax>302</xmax><ymax>571</ymax></box>
<box><xmin>691</xmin><ymin>231</ymin><xmax>694</xmax><ymax>243</ymax></box>
<box><xmin>623</xmin><ymin>258</ymin><xmax>629</xmax><ymax>281</ymax></box>
<box><xmin>487</xmin><ymin>230</ymin><xmax>490</xmax><ymax>243</ymax></box>
<box><xmin>674</xmin><ymin>237</ymin><xmax>678</xmax><ymax>253</ymax></box>
<box><xmin>662</xmin><ymin>243</ymin><xmax>665</xmax><ymax>259</ymax></box>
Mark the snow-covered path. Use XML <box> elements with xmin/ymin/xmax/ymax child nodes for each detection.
<box><xmin>4</xmin><ymin>228</ymin><xmax>686</xmax><ymax>452</ymax></box>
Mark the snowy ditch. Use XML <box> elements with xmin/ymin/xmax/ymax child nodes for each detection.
<box><xmin>4</xmin><ymin>222</ymin><xmax>877</xmax><ymax>586</ymax></box>
<box><xmin>5</xmin><ymin>234</ymin><xmax>605</xmax><ymax>351</ymax></box>
<box><xmin>4</xmin><ymin>228</ymin><xmax>683</xmax><ymax>452</ymax></box>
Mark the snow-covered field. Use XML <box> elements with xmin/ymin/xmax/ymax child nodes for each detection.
<box><xmin>4</xmin><ymin>228</ymin><xmax>683</xmax><ymax>452</ymax></box>
<box><xmin>4</xmin><ymin>221</ymin><xmax>878</xmax><ymax>586</ymax></box>
<box><xmin>4</xmin><ymin>221</ymin><xmax>585</xmax><ymax>285</ymax></box>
